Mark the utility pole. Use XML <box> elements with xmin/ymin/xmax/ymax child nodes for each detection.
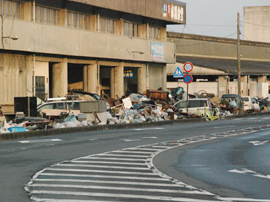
<box><xmin>237</xmin><ymin>13</ymin><xmax>241</xmax><ymax>95</ymax></box>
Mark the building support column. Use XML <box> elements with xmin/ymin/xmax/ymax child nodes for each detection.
<box><xmin>112</xmin><ymin>63</ymin><xmax>124</xmax><ymax>99</ymax></box>
<box><xmin>162</xmin><ymin>65</ymin><xmax>167</xmax><ymax>90</ymax></box>
<box><xmin>26</xmin><ymin>55</ymin><xmax>34</xmax><ymax>97</ymax></box>
<box><xmin>110</xmin><ymin>68</ymin><xmax>115</xmax><ymax>98</ymax></box>
<box><xmin>138</xmin><ymin>64</ymin><xmax>147</xmax><ymax>94</ymax></box>
<box><xmin>83</xmin><ymin>63</ymin><xmax>98</xmax><ymax>94</ymax></box>
<box><xmin>52</xmin><ymin>58</ymin><xmax>68</xmax><ymax>97</ymax></box>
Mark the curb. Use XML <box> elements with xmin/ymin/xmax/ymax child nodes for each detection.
<box><xmin>0</xmin><ymin>118</ymin><xmax>206</xmax><ymax>141</ymax></box>
<box><xmin>1</xmin><ymin>112</ymin><xmax>270</xmax><ymax>141</ymax></box>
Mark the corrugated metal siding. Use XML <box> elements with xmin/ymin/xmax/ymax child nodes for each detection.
<box><xmin>68</xmin><ymin>0</ymin><xmax>186</xmax><ymax>24</ymax></box>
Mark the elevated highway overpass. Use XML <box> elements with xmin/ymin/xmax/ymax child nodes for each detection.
<box><xmin>167</xmin><ymin>32</ymin><xmax>270</xmax><ymax>97</ymax></box>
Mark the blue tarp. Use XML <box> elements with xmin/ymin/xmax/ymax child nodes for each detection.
<box><xmin>64</xmin><ymin>115</ymin><xmax>77</xmax><ymax>122</ymax></box>
<box><xmin>8</xmin><ymin>127</ymin><xmax>27</xmax><ymax>133</ymax></box>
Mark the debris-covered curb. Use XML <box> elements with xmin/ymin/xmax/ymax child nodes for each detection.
<box><xmin>1</xmin><ymin>111</ymin><xmax>270</xmax><ymax>141</ymax></box>
<box><xmin>0</xmin><ymin>118</ymin><xmax>207</xmax><ymax>141</ymax></box>
<box><xmin>222</xmin><ymin>111</ymin><xmax>270</xmax><ymax>119</ymax></box>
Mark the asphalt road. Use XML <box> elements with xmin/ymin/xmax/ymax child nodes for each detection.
<box><xmin>154</xmin><ymin>127</ymin><xmax>270</xmax><ymax>201</ymax></box>
<box><xmin>1</xmin><ymin>115</ymin><xmax>270</xmax><ymax>202</ymax></box>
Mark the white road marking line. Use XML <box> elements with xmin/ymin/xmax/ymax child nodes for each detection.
<box><xmin>30</xmin><ymin>184</ymin><xmax>201</xmax><ymax>194</ymax></box>
<box><xmin>122</xmin><ymin>137</ymin><xmax>158</xmax><ymax>141</ymax></box>
<box><xmin>19</xmin><ymin>139</ymin><xmax>62</xmax><ymax>143</ymax></box>
<box><xmin>229</xmin><ymin>169</ymin><xmax>247</xmax><ymax>174</ymax></box>
<box><xmin>133</xmin><ymin>128</ymin><xmax>164</xmax><ymax>131</ymax></box>
<box><xmin>253</xmin><ymin>174</ymin><xmax>270</xmax><ymax>179</ymax></box>
<box><xmin>219</xmin><ymin>197</ymin><xmax>270</xmax><ymax>202</ymax></box>
<box><xmin>29</xmin><ymin>190</ymin><xmax>220</xmax><ymax>202</ymax></box>
<box><xmin>96</xmin><ymin>153</ymin><xmax>148</xmax><ymax>158</ymax></box>
<box><xmin>71</xmin><ymin>160</ymin><xmax>146</xmax><ymax>166</ymax></box>
<box><xmin>80</xmin><ymin>157</ymin><xmax>145</xmax><ymax>161</ymax></box>
<box><xmin>113</xmin><ymin>150</ymin><xmax>154</xmax><ymax>154</ymax></box>
<box><xmin>31</xmin><ymin>197</ymin><xmax>118</xmax><ymax>202</ymax></box>
<box><xmin>213</xmin><ymin>126</ymin><xmax>235</xmax><ymax>129</ymax></box>
<box><xmin>56</xmin><ymin>163</ymin><xmax>149</xmax><ymax>170</ymax></box>
<box><xmin>229</xmin><ymin>168</ymin><xmax>270</xmax><ymax>180</ymax></box>
<box><xmin>152</xmin><ymin>145</ymin><xmax>172</xmax><ymax>148</ymax></box>
<box><xmin>142</xmin><ymin>137</ymin><xmax>158</xmax><ymax>139</ymax></box>
<box><xmin>128</xmin><ymin>147</ymin><xmax>160</xmax><ymax>151</ymax></box>
<box><xmin>122</xmin><ymin>139</ymin><xmax>141</xmax><ymax>142</ymax></box>
<box><xmin>47</xmin><ymin>168</ymin><xmax>157</xmax><ymax>176</ymax></box>
<box><xmin>40</xmin><ymin>173</ymin><xmax>170</xmax><ymax>181</ymax></box>
<box><xmin>34</xmin><ymin>178</ymin><xmax>184</xmax><ymax>187</ymax></box>
<box><xmin>249</xmin><ymin>140</ymin><xmax>269</xmax><ymax>146</ymax></box>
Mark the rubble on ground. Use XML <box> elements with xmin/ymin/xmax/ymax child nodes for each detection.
<box><xmin>0</xmin><ymin>89</ymin><xmax>269</xmax><ymax>134</ymax></box>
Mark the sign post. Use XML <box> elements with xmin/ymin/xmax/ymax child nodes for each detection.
<box><xmin>183</xmin><ymin>62</ymin><xmax>193</xmax><ymax>114</ymax></box>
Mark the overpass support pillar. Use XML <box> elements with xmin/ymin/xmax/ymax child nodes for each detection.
<box><xmin>241</xmin><ymin>76</ymin><xmax>248</xmax><ymax>96</ymax></box>
<box><xmin>258</xmin><ymin>76</ymin><xmax>267</xmax><ymax>83</ymax></box>
<box><xmin>218</xmin><ymin>76</ymin><xmax>229</xmax><ymax>98</ymax></box>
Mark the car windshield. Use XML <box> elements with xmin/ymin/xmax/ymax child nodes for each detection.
<box><xmin>242</xmin><ymin>97</ymin><xmax>249</xmax><ymax>101</ymax></box>
<box><xmin>175</xmin><ymin>100</ymin><xmax>208</xmax><ymax>108</ymax></box>
<box><xmin>189</xmin><ymin>100</ymin><xmax>208</xmax><ymax>108</ymax></box>
<box><xmin>39</xmin><ymin>103</ymin><xmax>54</xmax><ymax>110</ymax></box>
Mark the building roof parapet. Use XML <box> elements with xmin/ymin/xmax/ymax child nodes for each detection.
<box><xmin>167</xmin><ymin>32</ymin><xmax>270</xmax><ymax>48</ymax></box>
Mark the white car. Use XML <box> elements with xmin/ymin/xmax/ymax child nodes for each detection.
<box><xmin>242</xmin><ymin>96</ymin><xmax>253</xmax><ymax>110</ymax></box>
<box><xmin>37</xmin><ymin>99</ymin><xmax>88</xmax><ymax>119</ymax></box>
<box><xmin>173</xmin><ymin>98</ymin><xmax>212</xmax><ymax>115</ymax></box>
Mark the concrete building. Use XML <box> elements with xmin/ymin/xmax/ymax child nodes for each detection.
<box><xmin>244</xmin><ymin>6</ymin><xmax>270</xmax><ymax>43</ymax></box>
<box><xmin>0</xmin><ymin>0</ymin><xmax>186</xmax><ymax>113</ymax></box>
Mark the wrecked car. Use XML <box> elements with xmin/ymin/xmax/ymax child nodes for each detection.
<box><xmin>173</xmin><ymin>98</ymin><xmax>212</xmax><ymax>115</ymax></box>
<box><xmin>220</xmin><ymin>94</ymin><xmax>244</xmax><ymax>113</ymax></box>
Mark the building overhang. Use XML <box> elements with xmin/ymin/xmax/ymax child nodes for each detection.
<box><xmin>67</xmin><ymin>0</ymin><xmax>186</xmax><ymax>25</ymax></box>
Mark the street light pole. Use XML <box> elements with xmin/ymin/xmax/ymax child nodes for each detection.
<box><xmin>237</xmin><ymin>13</ymin><xmax>241</xmax><ymax>95</ymax></box>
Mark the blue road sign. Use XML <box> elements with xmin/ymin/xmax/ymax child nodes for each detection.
<box><xmin>173</xmin><ymin>67</ymin><xmax>184</xmax><ymax>78</ymax></box>
<box><xmin>183</xmin><ymin>74</ymin><xmax>193</xmax><ymax>84</ymax></box>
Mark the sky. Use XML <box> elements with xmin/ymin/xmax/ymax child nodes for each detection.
<box><xmin>167</xmin><ymin>0</ymin><xmax>270</xmax><ymax>39</ymax></box>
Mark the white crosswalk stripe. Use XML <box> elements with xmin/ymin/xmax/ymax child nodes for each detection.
<box><xmin>56</xmin><ymin>163</ymin><xmax>150</xmax><ymax>170</ymax></box>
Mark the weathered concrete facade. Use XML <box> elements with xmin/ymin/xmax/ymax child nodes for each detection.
<box><xmin>244</xmin><ymin>6</ymin><xmax>270</xmax><ymax>43</ymax></box>
<box><xmin>0</xmin><ymin>0</ymin><xmax>185</xmax><ymax>113</ymax></box>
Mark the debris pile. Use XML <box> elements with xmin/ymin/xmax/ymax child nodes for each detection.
<box><xmin>0</xmin><ymin>89</ymin><xmax>269</xmax><ymax>133</ymax></box>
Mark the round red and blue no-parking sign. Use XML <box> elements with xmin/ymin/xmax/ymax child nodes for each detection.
<box><xmin>183</xmin><ymin>74</ymin><xmax>193</xmax><ymax>84</ymax></box>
